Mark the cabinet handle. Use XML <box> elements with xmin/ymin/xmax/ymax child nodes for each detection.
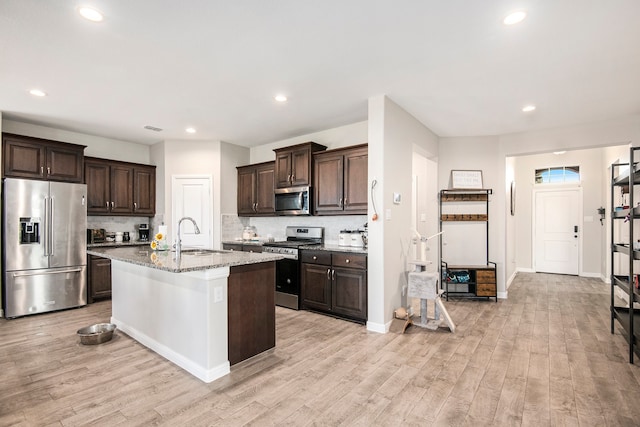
<box><xmin>344</xmin><ymin>198</ymin><xmax>347</xmax><ymax>206</ymax></box>
<box><xmin>287</xmin><ymin>174</ymin><xmax>291</xmax><ymax>183</ymax></box>
<box><xmin>40</xmin><ymin>166</ymin><xmax>44</xmax><ymax>176</ymax></box>
<box><xmin>47</xmin><ymin>167</ymin><xmax>51</xmax><ymax>175</ymax></box>
<box><xmin>339</xmin><ymin>198</ymin><xmax>343</xmax><ymax>207</ymax></box>
<box><xmin>346</xmin><ymin>259</ymin><xmax>350</xmax><ymax>263</ymax></box>
<box><xmin>111</xmin><ymin>202</ymin><xmax>114</xmax><ymax>209</ymax></box>
<box><xmin>133</xmin><ymin>202</ymin><xmax>137</xmax><ymax>211</ymax></box>
<box><xmin>106</xmin><ymin>202</ymin><xmax>109</xmax><ymax>209</ymax></box>
<box><xmin>327</xmin><ymin>268</ymin><xmax>331</xmax><ymax>280</ymax></box>
<box><xmin>291</xmin><ymin>174</ymin><xmax>295</xmax><ymax>182</ymax></box>
<box><xmin>332</xmin><ymin>269</ymin><xmax>336</xmax><ymax>280</ymax></box>
<box><xmin>313</xmin><ymin>256</ymin><xmax>317</xmax><ymax>260</ymax></box>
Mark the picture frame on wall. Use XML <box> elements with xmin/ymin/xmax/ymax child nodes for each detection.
<box><xmin>451</xmin><ymin>170</ymin><xmax>483</xmax><ymax>189</ymax></box>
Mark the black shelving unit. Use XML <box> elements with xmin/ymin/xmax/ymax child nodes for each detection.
<box><xmin>610</xmin><ymin>147</ymin><xmax>640</xmax><ymax>363</ymax></box>
<box><xmin>439</xmin><ymin>189</ymin><xmax>497</xmax><ymax>301</ymax></box>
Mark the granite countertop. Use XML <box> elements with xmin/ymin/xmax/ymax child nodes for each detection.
<box><xmin>87</xmin><ymin>241</ymin><xmax>150</xmax><ymax>248</ymax></box>
<box><xmin>303</xmin><ymin>244</ymin><xmax>368</xmax><ymax>255</ymax></box>
<box><xmin>221</xmin><ymin>240</ymin><xmax>367</xmax><ymax>254</ymax></box>
<box><xmin>87</xmin><ymin>246</ymin><xmax>283</xmax><ymax>273</ymax></box>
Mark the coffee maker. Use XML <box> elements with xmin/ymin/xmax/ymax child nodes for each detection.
<box><xmin>138</xmin><ymin>224</ymin><xmax>150</xmax><ymax>241</ymax></box>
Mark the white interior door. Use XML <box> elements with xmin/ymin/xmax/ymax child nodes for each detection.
<box><xmin>534</xmin><ymin>189</ymin><xmax>580</xmax><ymax>275</ymax></box>
<box><xmin>172</xmin><ymin>176</ymin><xmax>212</xmax><ymax>248</ymax></box>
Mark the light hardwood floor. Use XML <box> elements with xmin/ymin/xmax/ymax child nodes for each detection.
<box><xmin>2</xmin><ymin>273</ymin><xmax>640</xmax><ymax>426</ymax></box>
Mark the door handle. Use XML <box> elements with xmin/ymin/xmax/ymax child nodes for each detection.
<box><xmin>574</xmin><ymin>225</ymin><xmax>578</xmax><ymax>233</ymax></box>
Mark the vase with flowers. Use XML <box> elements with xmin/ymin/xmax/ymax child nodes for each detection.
<box><xmin>150</xmin><ymin>232</ymin><xmax>169</xmax><ymax>251</ymax></box>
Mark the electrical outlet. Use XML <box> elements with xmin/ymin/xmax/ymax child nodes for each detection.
<box><xmin>214</xmin><ymin>286</ymin><xmax>223</xmax><ymax>303</ymax></box>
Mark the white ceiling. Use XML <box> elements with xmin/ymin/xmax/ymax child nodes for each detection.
<box><xmin>1</xmin><ymin>1</ymin><xmax>639</xmax><ymax>147</ymax></box>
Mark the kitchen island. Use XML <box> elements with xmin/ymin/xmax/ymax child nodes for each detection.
<box><xmin>87</xmin><ymin>246</ymin><xmax>281</xmax><ymax>383</ymax></box>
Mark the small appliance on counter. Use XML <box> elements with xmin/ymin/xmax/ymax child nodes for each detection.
<box><xmin>87</xmin><ymin>228</ymin><xmax>106</xmax><ymax>244</ymax></box>
<box><xmin>138</xmin><ymin>224</ymin><xmax>149</xmax><ymax>241</ymax></box>
<box><xmin>123</xmin><ymin>232</ymin><xmax>130</xmax><ymax>242</ymax></box>
<box><xmin>338</xmin><ymin>230</ymin><xmax>352</xmax><ymax>246</ymax></box>
<box><xmin>350</xmin><ymin>230</ymin><xmax>365</xmax><ymax>248</ymax></box>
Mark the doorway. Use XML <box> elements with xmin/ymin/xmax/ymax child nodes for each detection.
<box><xmin>533</xmin><ymin>188</ymin><xmax>581</xmax><ymax>275</ymax></box>
<box><xmin>171</xmin><ymin>176</ymin><xmax>213</xmax><ymax>248</ymax></box>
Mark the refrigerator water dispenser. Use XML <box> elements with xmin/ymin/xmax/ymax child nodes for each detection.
<box><xmin>20</xmin><ymin>217</ymin><xmax>40</xmax><ymax>244</ymax></box>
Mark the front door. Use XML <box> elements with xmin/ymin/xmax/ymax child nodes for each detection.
<box><xmin>171</xmin><ymin>176</ymin><xmax>212</xmax><ymax>248</ymax></box>
<box><xmin>534</xmin><ymin>188</ymin><xmax>580</xmax><ymax>275</ymax></box>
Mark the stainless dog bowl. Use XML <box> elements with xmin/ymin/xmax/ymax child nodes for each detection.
<box><xmin>77</xmin><ymin>323</ymin><xmax>116</xmax><ymax>345</ymax></box>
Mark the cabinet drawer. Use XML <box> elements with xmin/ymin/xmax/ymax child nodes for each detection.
<box><xmin>476</xmin><ymin>283</ymin><xmax>496</xmax><ymax>296</ymax></box>
<box><xmin>332</xmin><ymin>253</ymin><xmax>367</xmax><ymax>269</ymax></box>
<box><xmin>301</xmin><ymin>250</ymin><xmax>331</xmax><ymax>265</ymax></box>
<box><xmin>476</xmin><ymin>270</ymin><xmax>495</xmax><ymax>284</ymax></box>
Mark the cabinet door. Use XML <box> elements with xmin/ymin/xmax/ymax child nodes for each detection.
<box><xmin>133</xmin><ymin>166</ymin><xmax>156</xmax><ymax>215</ymax></box>
<box><xmin>89</xmin><ymin>255</ymin><xmax>112</xmax><ymax>302</ymax></box>
<box><xmin>301</xmin><ymin>263</ymin><xmax>332</xmax><ymax>312</ymax></box>
<box><xmin>255</xmin><ymin>163</ymin><xmax>275</xmax><ymax>214</ymax></box>
<box><xmin>85</xmin><ymin>160</ymin><xmax>111</xmax><ymax>214</ymax></box>
<box><xmin>275</xmin><ymin>152</ymin><xmax>292</xmax><ymax>188</ymax></box>
<box><xmin>46</xmin><ymin>145</ymin><xmax>84</xmax><ymax>182</ymax></box>
<box><xmin>223</xmin><ymin>243</ymin><xmax>244</xmax><ymax>251</ymax></box>
<box><xmin>237</xmin><ymin>166</ymin><xmax>256</xmax><ymax>215</ymax></box>
<box><xmin>314</xmin><ymin>152</ymin><xmax>344</xmax><ymax>214</ymax></box>
<box><xmin>290</xmin><ymin>148</ymin><xmax>311</xmax><ymax>186</ymax></box>
<box><xmin>3</xmin><ymin>136</ymin><xmax>45</xmax><ymax>179</ymax></box>
<box><xmin>344</xmin><ymin>149</ymin><xmax>368</xmax><ymax>213</ymax></box>
<box><xmin>332</xmin><ymin>266</ymin><xmax>367</xmax><ymax>321</ymax></box>
<box><xmin>110</xmin><ymin>165</ymin><xmax>134</xmax><ymax>214</ymax></box>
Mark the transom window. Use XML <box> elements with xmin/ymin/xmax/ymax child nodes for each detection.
<box><xmin>535</xmin><ymin>166</ymin><xmax>580</xmax><ymax>184</ymax></box>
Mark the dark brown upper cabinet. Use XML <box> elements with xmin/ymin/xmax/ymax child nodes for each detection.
<box><xmin>2</xmin><ymin>133</ymin><xmax>85</xmax><ymax>182</ymax></box>
<box><xmin>313</xmin><ymin>144</ymin><xmax>368</xmax><ymax>215</ymax></box>
<box><xmin>85</xmin><ymin>157</ymin><xmax>155</xmax><ymax>216</ymax></box>
<box><xmin>237</xmin><ymin>161</ymin><xmax>275</xmax><ymax>216</ymax></box>
<box><xmin>274</xmin><ymin>142</ymin><xmax>326</xmax><ymax>188</ymax></box>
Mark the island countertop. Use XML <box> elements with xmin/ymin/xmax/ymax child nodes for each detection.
<box><xmin>87</xmin><ymin>246</ymin><xmax>283</xmax><ymax>273</ymax></box>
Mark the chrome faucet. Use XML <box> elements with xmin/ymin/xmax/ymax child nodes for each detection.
<box><xmin>175</xmin><ymin>217</ymin><xmax>201</xmax><ymax>259</ymax></box>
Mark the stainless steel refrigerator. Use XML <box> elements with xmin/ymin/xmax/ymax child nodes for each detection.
<box><xmin>3</xmin><ymin>178</ymin><xmax>87</xmax><ymax>318</ymax></box>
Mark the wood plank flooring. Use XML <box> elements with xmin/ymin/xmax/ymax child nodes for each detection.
<box><xmin>2</xmin><ymin>272</ymin><xmax>640</xmax><ymax>426</ymax></box>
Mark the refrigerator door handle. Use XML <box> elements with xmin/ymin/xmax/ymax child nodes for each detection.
<box><xmin>43</xmin><ymin>196</ymin><xmax>50</xmax><ymax>256</ymax></box>
<box><xmin>50</xmin><ymin>197</ymin><xmax>55</xmax><ymax>256</ymax></box>
<box><xmin>12</xmin><ymin>267</ymin><xmax>83</xmax><ymax>278</ymax></box>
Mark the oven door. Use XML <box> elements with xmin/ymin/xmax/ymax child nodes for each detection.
<box><xmin>275</xmin><ymin>258</ymin><xmax>300</xmax><ymax>309</ymax></box>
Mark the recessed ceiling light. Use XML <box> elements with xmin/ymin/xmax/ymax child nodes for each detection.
<box><xmin>29</xmin><ymin>89</ymin><xmax>47</xmax><ymax>97</ymax></box>
<box><xmin>78</xmin><ymin>6</ymin><xmax>104</xmax><ymax>22</ymax></box>
<box><xmin>504</xmin><ymin>11</ymin><xmax>526</xmax><ymax>25</ymax></box>
<box><xmin>274</xmin><ymin>94</ymin><xmax>287</xmax><ymax>102</ymax></box>
<box><xmin>185</xmin><ymin>127</ymin><xmax>196</xmax><ymax>134</ymax></box>
<box><xmin>522</xmin><ymin>105</ymin><xmax>536</xmax><ymax>112</ymax></box>
<box><xmin>553</xmin><ymin>151</ymin><xmax>566</xmax><ymax>155</ymax></box>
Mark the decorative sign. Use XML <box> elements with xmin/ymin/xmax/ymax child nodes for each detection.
<box><xmin>451</xmin><ymin>170</ymin><xmax>483</xmax><ymax>189</ymax></box>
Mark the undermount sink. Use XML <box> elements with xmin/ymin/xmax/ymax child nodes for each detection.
<box><xmin>177</xmin><ymin>249</ymin><xmax>229</xmax><ymax>256</ymax></box>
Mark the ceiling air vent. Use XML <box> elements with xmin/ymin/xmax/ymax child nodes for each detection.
<box><xmin>144</xmin><ymin>125</ymin><xmax>163</xmax><ymax>132</ymax></box>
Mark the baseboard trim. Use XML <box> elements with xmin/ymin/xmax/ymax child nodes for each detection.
<box><xmin>366</xmin><ymin>320</ymin><xmax>389</xmax><ymax>334</ymax></box>
<box><xmin>516</xmin><ymin>268</ymin><xmax>536</xmax><ymax>273</ymax></box>
<box><xmin>580</xmin><ymin>272</ymin><xmax>601</xmax><ymax>278</ymax></box>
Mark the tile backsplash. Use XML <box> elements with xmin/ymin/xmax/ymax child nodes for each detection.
<box><xmin>221</xmin><ymin>214</ymin><xmax>367</xmax><ymax>245</ymax></box>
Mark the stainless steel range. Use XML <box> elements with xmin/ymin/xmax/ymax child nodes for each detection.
<box><xmin>262</xmin><ymin>226</ymin><xmax>324</xmax><ymax>310</ymax></box>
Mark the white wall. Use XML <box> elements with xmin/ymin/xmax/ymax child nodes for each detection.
<box><xmin>250</xmin><ymin>121</ymin><xmax>368</xmax><ymax>163</ymax></box>
<box><xmin>220</xmin><ymin>142</ymin><xmax>250</xmax><ymax>214</ymax></box>
<box><xmin>367</xmin><ymin>95</ymin><xmax>439</xmax><ymax>333</ymax></box>
<box><xmin>2</xmin><ymin>119</ymin><xmax>150</xmax><ymax>164</ymax></box>
<box><xmin>505</xmin><ymin>156</ymin><xmax>516</xmax><ymax>287</ymax></box>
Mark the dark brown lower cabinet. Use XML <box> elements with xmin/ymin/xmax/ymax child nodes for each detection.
<box><xmin>88</xmin><ymin>255</ymin><xmax>112</xmax><ymax>303</ymax></box>
<box><xmin>301</xmin><ymin>250</ymin><xmax>367</xmax><ymax>323</ymax></box>
<box><xmin>227</xmin><ymin>261</ymin><xmax>276</xmax><ymax>365</ymax></box>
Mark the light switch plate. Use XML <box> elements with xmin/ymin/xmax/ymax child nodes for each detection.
<box><xmin>393</xmin><ymin>193</ymin><xmax>401</xmax><ymax>204</ymax></box>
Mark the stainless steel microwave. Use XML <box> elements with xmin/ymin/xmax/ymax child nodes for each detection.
<box><xmin>274</xmin><ymin>186</ymin><xmax>310</xmax><ymax>215</ymax></box>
